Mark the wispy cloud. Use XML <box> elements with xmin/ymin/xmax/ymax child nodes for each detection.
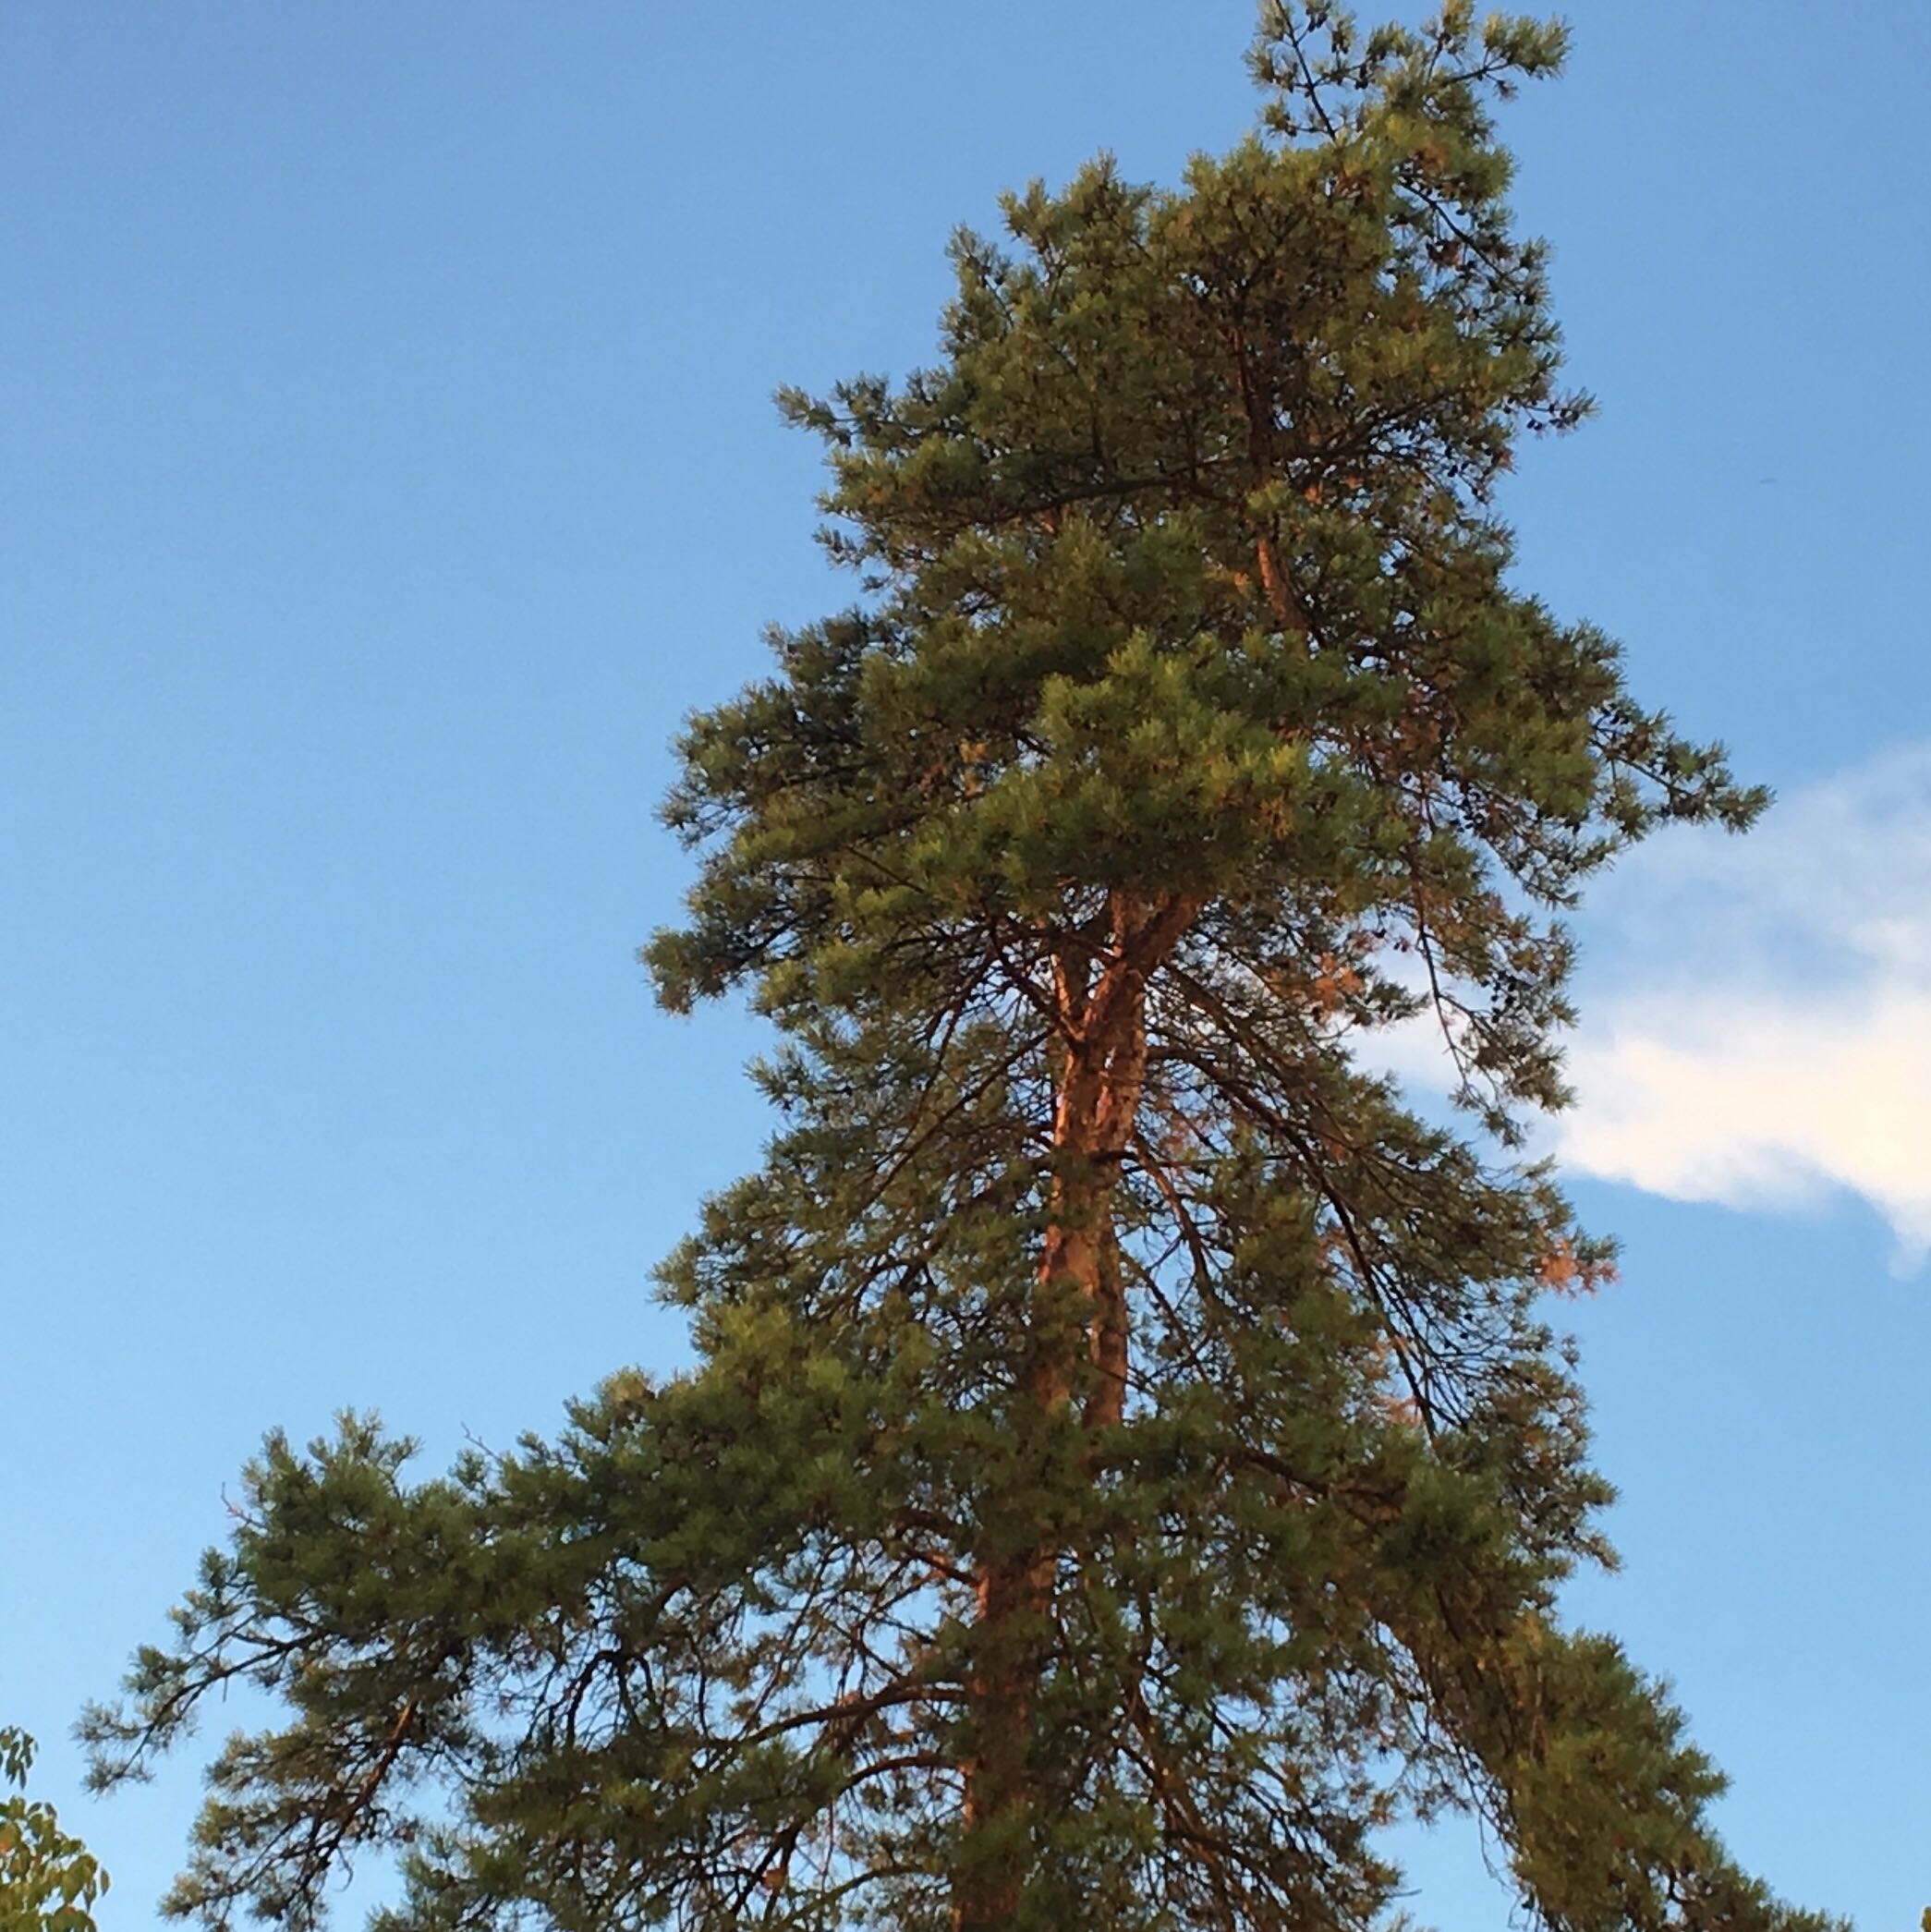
<box><xmin>1555</xmin><ymin>745</ymin><xmax>1931</xmax><ymax>1264</ymax></box>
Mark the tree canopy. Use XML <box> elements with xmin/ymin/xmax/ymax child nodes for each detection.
<box><xmin>88</xmin><ymin>6</ymin><xmax>1840</xmax><ymax>1929</ymax></box>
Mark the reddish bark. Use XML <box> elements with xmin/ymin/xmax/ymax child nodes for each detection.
<box><xmin>952</xmin><ymin>891</ymin><xmax>1195</xmax><ymax>1928</ymax></box>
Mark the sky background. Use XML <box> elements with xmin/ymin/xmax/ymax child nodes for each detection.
<box><xmin>4</xmin><ymin>2</ymin><xmax>1926</xmax><ymax>1924</ymax></box>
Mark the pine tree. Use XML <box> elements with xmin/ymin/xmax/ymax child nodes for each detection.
<box><xmin>87</xmin><ymin>7</ymin><xmax>1842</xmax><ymax>1929</ymax></box>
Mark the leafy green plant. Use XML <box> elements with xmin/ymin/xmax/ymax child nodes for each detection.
<box><xmin>1</xmin><ymin>1732</ymin><xmax>107</xmax><ymax>1932</ymax></box>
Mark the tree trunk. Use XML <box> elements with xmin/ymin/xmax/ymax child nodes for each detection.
<box><xmin>951</xmin><ymin>892</ymin><xmax>1189</xmax><ymax>1928</ymax></box>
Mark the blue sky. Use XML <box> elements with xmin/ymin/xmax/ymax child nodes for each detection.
<box><xmin>3</xmin><ymin>2</ymin><xmax>1926</xmax><ymax>1923</ymax></box>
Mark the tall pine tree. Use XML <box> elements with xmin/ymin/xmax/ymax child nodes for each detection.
<box><xmin>88</xmin><ymin>7</ymin><xmax>1841</xmax><ymax>1929</ymax></box>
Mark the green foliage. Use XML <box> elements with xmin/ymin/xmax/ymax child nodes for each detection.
<box><xmin>91</xmin><ymin>6</ymin><xmax>1837</xmax><ymax>1929</ymax></box>
<box><xmin>0</xmin><ymin>1732</ymin><xmax>108</xmax><ymax>1932</ymax></box>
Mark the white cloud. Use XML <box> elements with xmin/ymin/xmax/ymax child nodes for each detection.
<box><xmin>1553</xmin><ymin>744</ymin><xmax>1931</xmax><ymax>1265</ymax></box>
